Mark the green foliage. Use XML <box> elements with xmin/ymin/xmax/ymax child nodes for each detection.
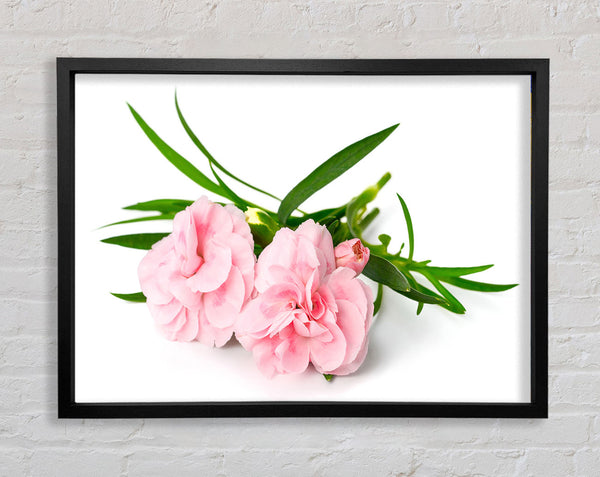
<box><xmin>101</xmin><ymin>233</ymin><xmax>169</xmax><ymax>250</ymax></box>
<box><xmin>278</xmin><ymin>124</ymin><xmax>399</xmax><ymax>224</ymax></box>
<box><xmin>105</xmin><ymin>96</ymin><xmax>518</xmax><ymax>317</ymax></box>
<box><xmin>111</xmin><ymin>292</ymin><xmax>146</xmax><ymax>303</ymax></box>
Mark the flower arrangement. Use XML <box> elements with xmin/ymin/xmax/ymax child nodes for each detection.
<box><xmin>102</xmin><ymin>94</ymin><xmax>517</xmax><ymax>380</ymax></box>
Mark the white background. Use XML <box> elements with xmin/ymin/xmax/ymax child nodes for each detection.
<box><xmin>74</xmin><ymin>74</ymin><xmax>530</xmax><ymax>403</ymax></box>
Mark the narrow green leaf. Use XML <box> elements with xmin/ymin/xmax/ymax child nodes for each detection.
<box><xmin>346</xmin><ymin>200</ymin><xmax>367</xmax><ymax>237</ymax></box>
<box><xmin>396</xmin><ymin>194</ymin><xmax>414</xmax><ymax>262</ymax></box>
<box><xmin>404</xmin><ymin>271</ymin><xmax>446</xmax><ymax>301</ymax></box>
<box><xmin>174</xmin><ymin>92</ymin><xmax>281</xmax><ymax>202</ymax></box>
<box><xmin>419</xmin><ymin>264</ymin><xmax>494</xmax><ymax>277</ymax></box>
<box><xmin>397</xmin><ymin>287</ymin><xmax>448</xmax><ymax>305</ymax></box>
<box><xmin>286</xmin><ymin>205</ymin><xmax>346</xmax><ymax>227</ymax></box>
<box><xmin>362</xmin><ymin>254</ymin><xmax>410</xmax><ymax>292</ymax></box>
<box><xmin>420</xmin><ymin>271</ymin><xmax>466</xmax><ymax>314</ymax></box>
<box><xmin>101</xmin><ymin>233</ymin><xmax>169</xmax><ymax>250</ymax></box>
<box><xmin>331</xmin><ymin>221</ymin><xmax>350</xmax><ymax>245</ymax></box>
<box><xmin>358</xmin><ymin>208</ymin><xmax>380</xmax><ymax>231</ymax></box>
<box><xmin>123</xmin><ymin>199</ymin><xmax>192</xmax><ymax>214</ymax></box>
<box><xmin>111</xmin><ymin>292</ymin><xmax>146</xmax><ymax>303</ymax></box>
<box><xmin>323</xmin><ymin>374</ymin><xmax>333</xmax><ymax>382</ymax></box>
<box><xmin>373</xmin><ymin>283</ymin><xmax>383</xmax><ymax>316</ymax></box>
<box><xmin>326</xmin><ymin>219</ymin><xmax>340</xmax><ymax>234</ymax></box>
<box><xmin>346</xmin><ymin>173</ymin><xmax>391</xmax><ymax>236</ymax></box>
<box><xmin>404</xmin><ymin>271</ymin><xmax>449</xmax><ymax>307</ymax></box>
<box><xmin>101</xmin><ymin>213</ymin><xmax>176</xmax><ymax>228</ymax></box>
<box><xmin>128</xmin><ymin>104</ymin><xmax>225</xmax><ymax>197</ymax></box>
<box><xmin>278</xmin><ymin>124</ymin><xmax>399</xmax><ymax>224</ymax></box>
<box><xmin>208</xmin><ymin>160</ymin><xmax>249</xmax><ymax>209</ymax></box>
<box><xmin>440</xmin><ymin>276</ymin><xmax>518</xmax><ymax>292</ymax></box>
<box><xmin>416</xmin><ymin>301</ymin><xmax>424</xmax><ymax>315</ymax></box>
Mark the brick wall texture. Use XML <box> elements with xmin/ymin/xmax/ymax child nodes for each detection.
<box><xmin>1</xmin><ymin>0</ymin><xmax>599</xmax><ymax>475</ymax></box>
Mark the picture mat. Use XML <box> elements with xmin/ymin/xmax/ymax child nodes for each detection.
<box><xmin>74</xmin><ymin>74</ymin><xmax>531</xmax><ymax>403</ymax></box>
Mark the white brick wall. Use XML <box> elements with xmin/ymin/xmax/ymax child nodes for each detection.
<box><xmin>0</xmin><ymin>0</ymin><xmax>598</xmax><ymax>475</ymax></box>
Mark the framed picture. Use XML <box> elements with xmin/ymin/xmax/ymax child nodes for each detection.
<box><xmin>57</xmin><ymin>58</ymin><xmax>548</xmax><ymax>418</ymax></box>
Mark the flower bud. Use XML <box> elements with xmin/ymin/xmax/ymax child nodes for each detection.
<box><xmin>334</xmin><ymin>238</ymin><xmax>370</xmax><ymax>276</ymax></box>
<box><xmin>244</xmin><ymin>208</ymin><xmax>280</xmax><ymax>247</ymax></box>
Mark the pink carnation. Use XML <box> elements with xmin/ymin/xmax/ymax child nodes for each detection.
<box><xmin>237</xmin><ymin>220</ymin><xmax>373</xmax><ymax>377</ymax></box>
<box><xmin>138</xmin><ymin>196</ymin><xmax>255</xmax><ymax>346</ymax></box>
<box><xmin>334</xmin><ymin>238</ymin><xmax>370</xmax><ymax>276</ymax></box>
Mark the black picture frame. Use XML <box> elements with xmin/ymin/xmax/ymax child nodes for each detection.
<box><xmin>57</xmin><ymin>58</ymin><xmax>548</xmax><ymax>419</ymax></box>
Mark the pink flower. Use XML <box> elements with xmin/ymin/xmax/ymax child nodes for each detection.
<box><xmin>334</xmin><ymin>238</ymin><xmax>370</xmax><ymax>276</ymax></box>
<box><xmin>236</xmin><ymin>220</ymin><xmax>374</xmax><ymax>377</ymax></box>
<box><xmin>138</xmin><ymin>197</ymin><xmax>255</xmax><ymax>346</ymax></box>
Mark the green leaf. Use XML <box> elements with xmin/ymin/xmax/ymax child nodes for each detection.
<box><xmin>419</xmin><ymin>264</ymin><xmax>494</xmax><ymax>277</ymax></box>
<box><xmin>403</xmin><ymin>271</ymin><xmax>449</xmax><ymax>306</ymax></box>
<box><xmin>373</xmin><ymin>283</ymin><xmax>383</xmax><ymax>316</ymax></box>
<box><xmin>416</xmin><ymin>301</ymin><xmax>424</xmax><ymax>315</ymax></box>
<box><xmin>346</xmin><ymin>172</ymin><xmax>391</xmax><ymax>237</ymax></box>
<box><xmin>331</xmin><ymin>221</ymin><xmax>350</xmax><ymax>245</ymax></box>
<box><xmin>278</xmin><ymin>124</ymin><xmax>399</xmax><ymax>224</ymax></box>
<box><xmin>128</xmin><ymin>104</ymin><xmax>226</xmax><ymax>198</ymax></box>
<box><xmin>404</xmin><ymin>271</ymin><xmax>445</xmax><ymax>300</ymax></box>
<box><xmin>286</xmin><ymin>205</ymin><xmax>346</xmax><ymax>227</ymax></box>
<box><xmin>101</xmin><ymin>232</ymin><xmax>169</xmax><ymax>250</ymax></box>
<box><xmin>326</xmin><ymin>219</ymin><xmax>340</xmax><ymax>234</ymax></box>
<box><xmin>420</xmin><ymin>271</ymin><xmax>466</xmax><ymax>314</ymax></box>
<box><xmin>174</xmin><ymin>92</ymin><xmax>281</xmax><ymax>203</ymax></box>
<box><xmin>397</xmin><ymin>287</ymin><xmax>448</xmax><ymax>305</ymax></box>
<box><xmin>378</xmin><ymin>234</ymin><xmax>391</xmax><ymax>248</ymax></box>
<box><xmin>362</xmin><ymin>254</ymin><xmax>410</xmax><ymax>292</ymax></box>
<box><xmin>123</xmin><ymin>199</ymin><xmax>192</xmax><ymax>214</ymax></box>
<box><xmin>396</xmin><ymin>194</ymin><xmax>414</xmax><ymax>262</ymax></box>
<box><xmin>101</xmin><ymin>213</ymin><xmax>176</xmax><ymax>228</ymax></box>
<box><xmin>208</xmin><ymin>160</ymin><xmax>249</xmax><ymax>209</ymax></box>
<box><xmin>323</xmin><ymin>374</ymin><xmax>333</xmax><ymax>382</ymax></box>
<box><xmin>111</xmin><ymin>292</ymin><xmax>146</xmax><ymax>303</ymax></box>
<box><xmin>358</xmin><ymin>208</ymin><xmax>380</xmax><ymax>231</ymax></box>
<box><xmin>440</xmin><ymin>276</ymin><xmax>518</xmax><ymax>292</ymax></box>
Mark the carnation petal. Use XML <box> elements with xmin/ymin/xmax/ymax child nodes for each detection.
<box><xmin>203</xmin><ymin>267</ymin><xmax>246</xmax><ymax>329</ymax></box>
<box><xmin>261</xmin><ymin>282</ymin><xmax>303</xmax><ymax>317</ymax></box>
<box><xmin>309</xmin><ymin>323</ymin><xmax>347</xmax><ymax>373</ymax></box>
<box><xmin>138</xmin><ymin>237</ymin><xmax>175</xmax><ymax>305</ymax></box>
<box><xmin>254</xmin><ymin>228</ymin><xmax>297</xmax><ymax>291</ymax></box>
<box><xmin>296</xmin><ymin>219</ymin><xmax>336</xmax><ymax>274</ymax></box>
<box><xmin>236</xmin><ymin>297</ymin><xmax>272</xmax><ymax>338</ymax></box>
<box><xmin>186</xmin><ymin>239</ymin><xmax>232</xmax><ymax>293</ymax></box>
<box><xmin>216</xmin><ymin>232</ymin><xmax>256</xmax><ymax>301</ymax></box>
<box><xmin>334</xmin><ymin>299</ymin><xmax>366</xmax><ymax>364</ymax></box>
<box><xmin>172</xmin><ymin>208</ymin><xmax>202</xmax><ymax>277</ymax></box>
<box><xmin>329</xmin><ymin>340</ymin><xmax>370</xmax><ymax>376</ymax></box>
<box><xmin>277</xmin><ymin>337</ymin><xmax>310</xmax><ymax>374</ymax></box>
<box><xmin>174</xmin><ymin>308</ymin><xmax>200</xmax><ymax>342</ymax></box>
<box><xmin>147</xmin><ymin>299</ymin><xmax>182</xmax><ymax>325</ymax></box>
<box><xmin>225</xmin><ymin>203</ymin><xmax>253</xmax><ymax>243</ymax></box>
<box><xmin>252</xmin><ymin>339</ymin><xmax>281</xmax><ymax>378</ymax></box>
<box><xmin>328</xmin><ymin>283</ymin><xmax>374</xmax><ymax>376</ymax></box>
<box><xmin>191</xmin><ymin>198</ymin><xmax>233</xmax><ymax>249</ymax></box>
<box><xmin>169</xmin><ymin>273</ymin><xmax>202</xmax><ymax>308</ymax></box>
<box><xmin>295</xmin><ymin>236</ymin><xmax>322</xmax><ymax>282</ymax></box>
<box><xmin>212</xmin><ymin>326</ymin><xmax>234</xmax><ymax>347</ymax></box>
<box><xmin>326</xmin><ymin>267</ymin><xmax>369</xmax><ymax>317</ymax></box>
<box><xmin>157</xmin><ymin>307</ymin><xmax>187</xmax><ymax>341</ymax></box>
